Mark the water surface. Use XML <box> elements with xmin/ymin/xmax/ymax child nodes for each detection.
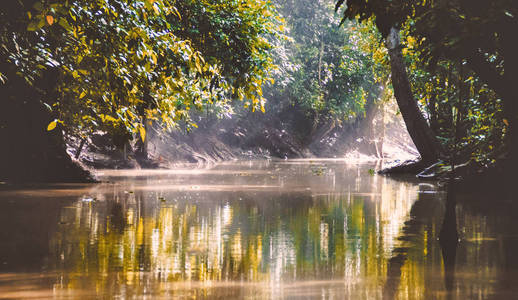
<box><xmin>0</xmin><ymin>159</ymin><xmax>517</xmax><ymax>299</ymax></box>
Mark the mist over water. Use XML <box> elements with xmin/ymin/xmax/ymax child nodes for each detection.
<box><xmin>0</xmin><ymin>160</ymin><xmax>517</xmax><ymax>299</ymax></box>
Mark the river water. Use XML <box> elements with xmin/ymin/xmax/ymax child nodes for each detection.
<box><xmin>0</xmin><ymin>159</ymin><xmax>517</xmax><ymax>299</ymax></box>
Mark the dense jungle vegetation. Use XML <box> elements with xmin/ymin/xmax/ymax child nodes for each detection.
<box><xmin>1</xmin><ymin>0</ymin><xmax>517</xmax><ymax>189</ymax></box>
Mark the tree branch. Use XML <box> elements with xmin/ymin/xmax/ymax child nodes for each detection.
<box><xmin>464</xmin><ymin>50</ymin><xmax>507</xmax><ymax>98</ymax></box>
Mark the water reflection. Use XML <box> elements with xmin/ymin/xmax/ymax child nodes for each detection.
<box><xmin>439</xmin><ymin>183</ymin><xmax>459</xmax><ymax>294</ymax></box>
<box><xmin>0</xmin><ymin>160</ymin><xmax>517</xmax><ymax>299</ymax></box>
<box><xmin>45</xmin><ymin>161</ymin><xmax>421</xmax><ymax>298</ymax></box>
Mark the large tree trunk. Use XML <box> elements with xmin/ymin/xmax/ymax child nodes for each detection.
<box><xmin>501</xmin><ymin>22</ymin><xmax>518</xmax><ymax>174</ymax></box>
<box><xmin>386</xmin><ymin>27</ymin><xmax>442</xmax><ymax>163</ymax></box>
<box><xmin>0</xmin><ymin>68</ymin><xmax>94</xmax><ymax>183</ymax></box>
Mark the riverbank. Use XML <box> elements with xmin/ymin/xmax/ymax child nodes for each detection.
<box><xmin>68</xmin><ymin>103</ymin><xmax>418</xmax><ymax>172</ymax></box>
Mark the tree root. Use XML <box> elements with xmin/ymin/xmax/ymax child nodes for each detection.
<box><xmin>378</xmin><ymin>159</ymin><xmax>431</xmax><ymax>175</ymax></box>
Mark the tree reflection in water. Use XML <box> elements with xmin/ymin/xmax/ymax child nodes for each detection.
<box><xmin>47</xmin><ymin>163</ymin><xmax>422</xmax><ymax>298</ymax></box>
<box><xmin>439</xmin><ymin>183</ymin><xmax>459</xmax><ymax>294</ymax></box>
<box><xmin>1</xmin><ymin>162</ymin><xmax>517</xmax><ymax>299</ymax></box>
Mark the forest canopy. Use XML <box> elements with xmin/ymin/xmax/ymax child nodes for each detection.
<box><xmin>336</xmin><ymin>0</ymin><xmax>518</xmax><ymax>172</ymax></box>
<box><xmin>1</xmin><ymin>0</ymin><xmax>517</xmax><ymax>184</ymax></box>
<box><xmin>1</xmin><ymin>0</ymin><xmax>282</xmax><ymax>141</ymax></box>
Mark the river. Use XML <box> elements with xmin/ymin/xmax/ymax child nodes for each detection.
<box><xmin>0</xmin><ymin>159</ymin><xmax>517</xmax><ymax>299</ymax></box>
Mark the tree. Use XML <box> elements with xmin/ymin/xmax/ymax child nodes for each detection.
<box><xmin>402</xmin><ymin>28</ymin><xmax>505</xmax><ymax>168</ymax></box>
<box><xmin>336</xmin><ymin>0</ymin><xmax>518</xmax><ymax>172</ymax></box>
<box><xmin>335</xmin><ymin>0</ymin><xmax>443</xmax><ymax>164</ymax></box>
<box><xmin>0</xmin><ymin>0</ymin><xmax>282</xmax><ymax>181</ymax></box>
<box><xmin>265</xmin><ymin>0</ymin><xmax>382</xmax><ymax>144</ymax></box>
<box><xmin>384</xmin><ymin>27</ymin><xmax>442</xmax><ymax>163</ymax></box>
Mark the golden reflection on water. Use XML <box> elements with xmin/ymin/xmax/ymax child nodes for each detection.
<box><xmin>1</xmin><ymin>160</ymin><xmax>517</xmax><ymax>299</ymax></box>
<box><xmin>44</xmin><ymin>161</ymin><xmax>423</xmax><ymax>299</ymax></box>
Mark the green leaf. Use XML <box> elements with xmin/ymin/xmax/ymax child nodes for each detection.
<box><xmin>139</xmin><ymin>126</ymin><xmax>146</xmax><ymax>142</ymax></box>
<box><xmin>171</xmin><ymin>7</ymin><xmax>182</xmax><ymax>20</ymax></box>
<box><xmin>33</xmin><ymin>2</ymin><xmax>43</xmax><ymax>11</ymax></box>
<box><xmin>27</xmin><ymin>18</ymin><xmax>44</xmax><ymax>31</ymax></box>
<box><xmin>58</xmin><ymin>18</ymin><xmax>73</xmax><ymax>31</ymax></box>
<box><xmin>47</xmin><ymin>120</ymin><xmax>58</xmax><ymax>131</ymax></box>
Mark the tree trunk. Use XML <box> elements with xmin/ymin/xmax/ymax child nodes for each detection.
<box><xmin>501</xmin><ymin>22</ymin><xmax>518</xmax><ymax>174</ymax></box>
<box><xmin>134</xmin><ymin>90</ymin><xmax>159</xmax><ymax>168</ymax></box>
<box><xmin>385</xmin><ymin>27</ymin><xmax>442</xmax><ymax>163</ymax></box>
<box><xmin>428</xmin><ymin>83</ymin><xmax>439</xmax><ymax>135</ymax></box>
<box><xmin>377</xmin><ymin>99</ymin><xmax>385</xmax><ymax>159</ymax></box>
<box><xmin>135</xmin><ymin>116</ymin><xmax>148</xmax><ymax>162</ymax></box>
<box><xmin>75</xmin><ymin>137</ymin><xmax>87</xmax><ymax>160</ymax></box>
<box><xmin>361</xmin><ymin>94</ymin><xmax>380</xmax><ymax>157</ymax></box>
<box><xmin>0</xmin><ymin>75</ymin><xmax>94</xmax><ymax>182</ymax></box>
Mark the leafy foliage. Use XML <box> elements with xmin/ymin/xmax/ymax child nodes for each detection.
<box><xmin>266</xmin><ymin>0</ymin><xmax>382</xmax><ymax>125</ymax></box>
<box><xmin>402</xmin><ymin>32</ymin><xmax>506</xmax><ymax>165</ymax></box>
<box><xmin>1</xmin><ymin>0</ymin><xmax>282</xmax><ymax>140</ymax></box>
<box><xmin>335</xmin><ymin>0</ymin><xmax>518</xmax><ymax>166</ymax></box>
